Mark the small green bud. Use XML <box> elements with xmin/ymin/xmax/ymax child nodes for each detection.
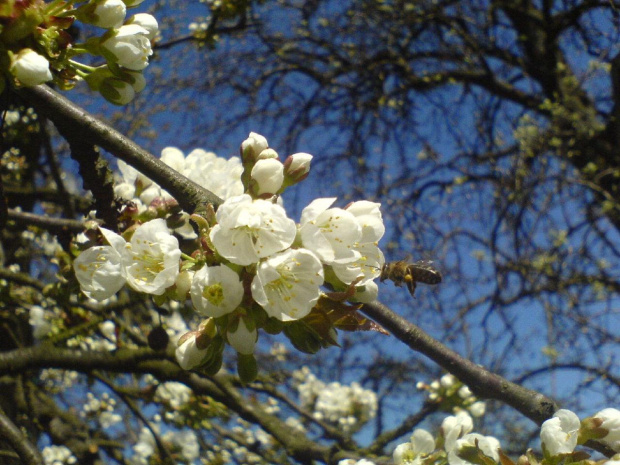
<box><xmin>237</xmin><ymin>353</ymin><xmax>258</xmax><ymax>383</ymax></box>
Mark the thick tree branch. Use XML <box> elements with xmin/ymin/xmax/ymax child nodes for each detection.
<box><xmin>17</xmin><ymin>85</ymin><xmax>223</xmax><ymax>214</ymax></box>
<box><xmin>0</xmin><ymin>346</ymin><xmax>361</xmax><ymax>465</ymax></box>
<box><xmin>361</xmin><ymin>301</ymin><xmax>558</xmax><ymax>425</ymax></box>
<box><xmin>0</xmin><ymin>346</ymin><xmax>161</xmax><ymax>373</ymax></box>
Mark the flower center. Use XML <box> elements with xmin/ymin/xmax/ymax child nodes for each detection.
<box><xmin>133</xmin><ymin>250</ymin><xmax>164</xmax><ymax>281</ymax></box>
<box><xmin>203</xmin><ymin>283</ymin><xmax>224</xmax><ymax>306</ymax></box>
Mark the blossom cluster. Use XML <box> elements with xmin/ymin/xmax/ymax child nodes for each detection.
<box><xmin>540</xmin><ymin>408</ymin><xmax>620</xmax><ymax>457</ymax></box>
<box><xmin>130</xmin><ymin>426</ymin><xmax>199</xmax><ymax>465</ymax></box>
<box><xmin>42</xmin><ymin>445</ymin><xmax>77</xmax><ymax>465</ymax></box>
<box><xmin>340</xmin><ymin>407</ymin><xmax>620</xmax><ymax>465</ymax></box>
<box><xmin>1</xmin><ymin>0</ymin><xmax>158</xmax><ymax>104</ymax></box>
<box><xmin>294</xmin><ymin>366</ymin><xmax>378</xmax><ymax>434</ymax></box>
<box><xmin>417</xmin><ymin>373</ymin><xmax>486</xmax><ymax>417</ymax></box>
<box><xmin>348</xmin><ymin>410</ymin><xmax>503</xmax><ymax>465</ymax></box>
<box><xmin>81</xmin><ymin>391</ymin><xmax>122</xmax><ymax>429</ymax></box>
<box><xmin>72</xmin><ymin>132</ymin><xmax>386</xmax><ymax>379</ymax></box>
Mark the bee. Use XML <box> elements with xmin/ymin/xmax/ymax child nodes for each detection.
<box><xmin>380</xmin><ymin>259</ymin><xmax>442</xmax><ymax>297</ymax></box>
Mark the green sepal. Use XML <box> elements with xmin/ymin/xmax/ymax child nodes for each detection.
<box><xmin>283</xmin><ymin>320</ymin><xmax>322</xmax><ymax>354</ymax></box>
<box><xmin>237</xmin><ymin>353</ymin><xmax>258</xmax><ymax>383</ymax></box>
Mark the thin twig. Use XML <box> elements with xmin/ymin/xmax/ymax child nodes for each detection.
<box><xmin>7</xmin><ymin>208</ymin><xmax>90</xmax><ymax>232</ymax></box>
<box><xmin>0</xmin><ymin>406</ymin><xmax>43</xmax><ymax>465</ymax></box>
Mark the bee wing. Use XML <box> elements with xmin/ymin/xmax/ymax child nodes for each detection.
<box><xmin>410</xmin><ymin>260</ymin><xmax>442</xmax><ymax>284</ymax></box>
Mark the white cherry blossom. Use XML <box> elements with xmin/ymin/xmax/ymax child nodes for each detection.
<box><xmin>345</xmin><ymin>200</ymin><xmax>385</xmax><ymax>243</ymax></box>
<box><xmin>42</xmin><ymin>445</ymin><xmax>77</xmax><ymax>465</ymax></box>
<box><xmin>160</xmin><ymin>146</ymin><xmax>186</xmax><ymax>172</ymax></box>
<box><xmin>540</xmin><ymin>409</ymin><xmax>580</xmax><ymax>456</ymax></box>
<box><xmin>101</xmin><ymin>24</ymin><xmax>153</xmax><ymax>70</ymax></box>
<box><xmin>331</xmin><ymin>242</ymin><xmax>385</xmax><ymax>285</ymax></box>
<box><xmin>251</xmin><ymin>248</ymin><xmax>324</xmax><ymax>321</ymax></box>
<box><xmin>123</xmin><ymin>219</ymin><xmax>181</xmax><ymax>295</ymax></box>
<box><xmin>190</xmin><ymin>265</ymin><xmax>243</xmax><ymax>317</ymax></box>
<box><xmin>394</xmin><ymin>428</ymin><xmax>436</xmax><ymax>465</ymax></box>
<box><xmin>442</xmin><ymin>411</ymin><xmax>474</xmax><ymax>452</ymax></box>
<box><xmin>210</xmin><ymin>195</ymin><xmax>296</xmax><ymax>266</ymax></box>
<box><xmin>353</xmin><ymin>280</ymin><xmax>379</xmax><ymax>303</ymax></box>
<box><xmin>300</xmin><ymin>198</ymin><xmax>362</xmax><ymax>264</ymax></box>
<box><xmin>184</xmin><ymin>148</ymin><xmax>244</xmax><ymax>199</ymax></box>
<box><xmin>126</xmin><ymin>13</ymin><xmax>158</xmax><ymax>40</ymax></box>
<box><xmin>448</xmin><ymin>433</ymin><xmax>500</xmax><ymax>465</ymax></box>
<box><xmin>74</xmin><ymin>227</ymin><xmax>127</xmax><ymax>301</ymax></box>
<box><xmin>29</xmin><ymin>306</ymin><xmax>52</xmax><ymax>339</ymax></box>
<box><xmin>154</xmin><ymin>382</ymin><xmax>192</xmax><ymax>410</ymax></box>
<box><xmin>410</xmin><ymin>428</ymin><xmax>436</xmax><ymax>455</ymax></box>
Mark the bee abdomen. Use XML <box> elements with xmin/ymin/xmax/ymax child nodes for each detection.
<box><xmin>408</xmin><ymin>265</ymin><xmax>442</xmax><ymax>285</ymax></box>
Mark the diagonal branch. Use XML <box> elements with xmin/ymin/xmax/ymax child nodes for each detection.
<box><xmin>17</xmin><ymin>85</ymin><xmax>223</xmax><ymax>215</ymax></box>
<box><xmin>361</xmin><ymin>301</ymin><xmax>558</xmax><ymax>425</ymax></box>
<box><xmin>0</xmin><ymin>406</ymin><xmax>43</xmax><ymax>465</ymax></box>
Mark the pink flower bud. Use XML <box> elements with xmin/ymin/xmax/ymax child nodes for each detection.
<box><xmin>285</xmin><ymin>152</ymin><xmax>312</xmax><ymax>176</ymax></box>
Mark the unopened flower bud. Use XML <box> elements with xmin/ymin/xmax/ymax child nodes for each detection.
<box><xmin>251</xmin><ymin>158</ymin><xmax>284</xmax><ymax>195</ymax></box>
<box><xmin>516</xmin><ymin>454</ymin><xmax>531</xmax><ymax>465</ymax></box>
<box><xmin>87</xmin><ymin>0</ymin><xmax>127</xmax><ymax>29</ymax></box>
<box><xmin>458</xmin><ymin>385</ymin><xmax>472</xmax><ymax>398</ymax></box>
<box><xmin>122</xmin><ymin>70</ymin><xmax>146</xmax><ymax>92</ymax></box>
<box><xmin>199</xmin><ymin>317</ymin><xmax>218</xmax><ymax>339</ymax></box>
<box><xmin>100</xmin><ymin>77</ymin><xmax>135</xmax><ymax>105</ymax></box>
<box><xmin>441</xmin><ymin>374</ymin><xmax>456</xmax><ymax>388</ymax></box>
<box><xmin>175</xmin><ymin>270</ymin><xmax>193</xmax><ymax>301</ymax></box>
<box><xmin>592</xmin><ymin>408</ymin><xmax>620</xmax><ymax>451</ymax></box>
<box><xmin>284</xmin><ymin>152</ymin><xmax>312</xmax><ymax>177</ymax></box>
<box><xmin>175</xmin><ymin>333</ymin><xmax>209</xmax><ymax>370</ymax></box>
<box><xmin>122</xmin><ymin>0</ymin><xmax>145</xmax><ymax>6</ymax></box>
<box><xmin>257</xmin><ymin>148</ymin><xmax>278</xmax><ymax>160</ymax></box>
<box><xmin>282</xmin><ymin>152</ymin><xmax>313</xmax><ymax>188</ymax></box>
<box><xmin>10</xmin><ymin>49</ymin><xmax>53</xmax><ymax>86</ymax></box>
<box><xmin>469</xmin><ymin>401</ymin><xmax>486</xmax><ymax>417</ymax></box>
<box><xmin>241</xmin><ymin>132</ymin><xmax>268</xmax><ymax>162</ymax></box>
<box><xmin>227</xmin><ymin>316</ymin><xmax>257</xmax><ymax>355</ymax></box>
<box><xmin>237</xmin><ymin>353</ymin><xmax>258</xmax><ymax>383</ymax></box>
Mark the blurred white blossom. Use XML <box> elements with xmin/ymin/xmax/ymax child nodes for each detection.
<box><xmin>540</xmin><ymin>409</ymin><xmax>580</xmax><ymax>456</ymax></box>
